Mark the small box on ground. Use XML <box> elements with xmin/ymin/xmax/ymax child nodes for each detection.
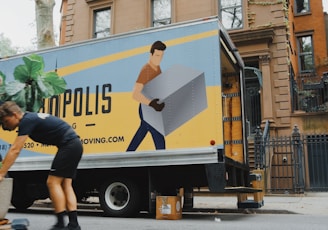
<box><xmin>156</xmin><ymin>196</ymin><xmax>182</xmax><ymax>220</ymax></box>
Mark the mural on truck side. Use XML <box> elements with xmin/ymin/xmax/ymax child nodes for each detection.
<box><xmin>126</xmin><ymin>40</ymin><xmax>207</xmax><ymax>151</ymax></box>
<box><xmin>0</xmin><ymin>21</ymin><xmax>223</xmax><ymax>156</ymax></box>
<box><xmin>0</xmin><ymin>48</ymin><xmax>208</xmax><ymax>155</ymax></box>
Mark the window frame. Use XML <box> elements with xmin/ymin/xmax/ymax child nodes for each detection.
<box><xmin>151</xmin><ymin>0</ymin><xmax>172</xmax><ymax>27</ymax></box>
<box><xmin>296</xmin><ymin>34</ymin><xmax>315</xmax><ymax>73</ymax></box>
<box><xmin>87</xmin><ymin>1</ymin><xmax>113</xmax><ymax>39</ymax></box>
<box><xmin>92</xmin><ymin>7</ymin><xmax>111</xmax><ymax>38</ymax></box>
<box><xmin>219</xmin><ymin>0</ymin><xmax>243</xmax><ymax>30</ymax></box>
<box><xmin>294</xmin><ymin>0</ymin><xmax>311</xmax><ymax>15</ymax></box>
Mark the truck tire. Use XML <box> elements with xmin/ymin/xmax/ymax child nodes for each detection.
<box><xmin>11</xmin><ymin>181</ymin><xmax>35</xmax><ymax>210</ymax></box>
<box><xmin>99</xmin><ymin>178</ymin><xmax>141</xmax><ymax>217</ymax></box>
<box><xmin>182</xmin><ymin>187</ymin><xmax>194</xmax><ymax>210</ymax></box>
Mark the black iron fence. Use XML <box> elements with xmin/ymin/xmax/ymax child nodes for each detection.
<box><xmin>253</xmin><ymin>124</ymin><xmax>328</xmax><ymax>193</ymax></box>
<box><xmin>291</xmin><ymin>71</ymin><xmax>328</xmax><ymax>113</ymax></box>
<box><xmin>306</xmin><ymin>134</ymin><xmax>328</xmax><ymax>191</ymax></box>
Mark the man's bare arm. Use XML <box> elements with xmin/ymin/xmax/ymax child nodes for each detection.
<box><xmin>0</xmin><ymin>135</ymin><xmax>28</xmax><ymax>180</ymax></box>
<box><xmin>132</xmin><ymin>83</ymin><xmax>151</xmax><ymax>105</ymax></box>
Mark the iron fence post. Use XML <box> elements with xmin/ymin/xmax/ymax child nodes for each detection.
<box><xmin>292</xmin><ymin>124</ymin><xmax>305</xmax><ymax>193</ymax></box>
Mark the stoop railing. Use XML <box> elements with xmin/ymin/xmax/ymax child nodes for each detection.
<box><xmin>254</xmin><ymin>124</ymin><xmax>328</xmax><ymax>193</ymax></box>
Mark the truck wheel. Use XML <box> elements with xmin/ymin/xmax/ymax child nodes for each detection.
<box><xmin>99</xmin><ymin>178</ymin><xmax>141</xmax><ymax>217</ymax></box>
<box><xmin>11</xmin><ymin>181</ymin><xmax>35</xmax><ymax>210</ymax></box>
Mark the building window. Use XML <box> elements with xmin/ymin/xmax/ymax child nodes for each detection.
<box><xmin>295</xmin><ymin>0</ymin><xmax>310</xmax><ymax>14</ymax></box>
<box><xmin>297</xmin><ymin>35</ymin><xmax>314</xmax><ymax>72</ymax></box>
<box><xmin>93</xmin><ymin>7</ymin><xmax>111</xmax><ymax>38</ymax></box>
<box><xmin>152</xmin><ymin>0</ymin><xmax>171</xmax><ymax>27</ymax></box>
<box><xmin>220</xmin><ymin>0</ymin><xmax>243</xmax><ymax>30</ymax></box>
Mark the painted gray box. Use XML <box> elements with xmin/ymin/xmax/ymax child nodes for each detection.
<box><xmin>141</xmin><ymin>64</ymin><xmax>207</xmax><ymax>136</ymax></box>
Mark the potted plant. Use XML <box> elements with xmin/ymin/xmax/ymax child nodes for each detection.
<box><xmin>0</xmin><ymin>177</ymin><xmax>13</xmax><ymax>220</ymax></box>
<box><xmin>0</xmin><ymin>155</ymin><xmax>13</xmax><ymax>220</ymax></box>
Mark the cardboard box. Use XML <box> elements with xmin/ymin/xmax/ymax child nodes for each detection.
<box><xmin>141</xmin><ymin>64</ymin><xmax>207</xmax><ymax>136</ymax></box>
<box><xmin>156</xmin><ymin>196</ymin><xmax>182</xmax><ymax>220</ymax></box>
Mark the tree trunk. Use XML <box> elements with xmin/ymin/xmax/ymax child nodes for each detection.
<box><xmin>35</xmin><ymin>0</ymin><xmax>56</xmax><ymax>49</ymax></box>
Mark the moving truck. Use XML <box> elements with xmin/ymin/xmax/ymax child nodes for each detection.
<box><xmin>0</xmin><ymin>17</ymin><xmax>263</xmax><ymax>217</ymax></box>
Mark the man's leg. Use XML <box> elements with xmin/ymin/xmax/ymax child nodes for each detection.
<box><xmin>47</xmin><ymin>175</ymin><xmax>67</xmax><ymax>228</ymax></box>
<box><xmin>48</xmin><ymin>138</ymin><xmax>83</xmax><ymax>229</ymax></box>
<box><xmin>62</xmin><ymin>178</ymin><xmax>77</xmax><ymax>210</ymax></box>
<box><xmin>62</xmin><ymin>178</ymin><xmax>80</xmax><ymax>229</ymax></box>
<box><xmin>126</xmin><ymin>120</ymin><xmax>148</xmax><ymax>151</ymax></box>
<box><xmin>148</xmin><ymin>125</ymin><xmax>165</xmax><ymax>149</ymax></box>
<box><xmin>127</xmin><ymin>105</ymin><xmax>148</xmax><ymax>151</ymax></box>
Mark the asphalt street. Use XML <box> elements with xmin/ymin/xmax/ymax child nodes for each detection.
<box><xmin>2</xmin><ymin>192</ymin><xmax>328</xmax><ymax>229</ymax></box>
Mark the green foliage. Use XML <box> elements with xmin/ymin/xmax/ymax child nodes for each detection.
<box><xmin>0</xmin><ymin>33</ymin><xmax>18</xmax><ymax>58</ymax></box>
<box><xmin>0</xmin><ymin>54</ymin><xmax>66</xmax><ymax>112</ymax></box>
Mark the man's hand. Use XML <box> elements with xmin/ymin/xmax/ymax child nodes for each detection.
<box><xmin>149</xmin><ymin>99</ymin><xmax>165</xmax><ymax>111</ymax></box>
<box><xmin>0</xmin><ymin>173</ymin><xmax>4</xmax><ymax>182</ymax></box>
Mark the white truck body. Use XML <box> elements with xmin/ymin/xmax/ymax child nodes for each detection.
<box><xmin>0</xmin><ymin>17</ymin><xmax>260</xmax><ymax>217</ymax></box>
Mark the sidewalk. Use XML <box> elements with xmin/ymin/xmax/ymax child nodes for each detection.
<box><xmin>32</xmin><ymin>192</ymin><xmax>328</xmax><ymax>215</ymax></box>
<box><xmin>193</xmin><ymin>192</ymin><xmax>328</xmax><ymax>215</ymax></box>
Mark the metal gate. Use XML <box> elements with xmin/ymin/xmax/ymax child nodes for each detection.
<box><xmin>267</xmin><ymin>129</ymin><xmax>305</xmax><ymax>194</ymax></box>
<box><xmin>306</xmin><ymin>134</ymin><xmax>328</xmax><ymax>191</ymax></box>
<box><xmin>254</xmin><ymin>124</ymin><xmax>328</xmax><ymax>193</ymax></box>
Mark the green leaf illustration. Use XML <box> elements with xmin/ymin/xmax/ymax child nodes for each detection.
<box><xmin>0</xmin><ymin>54</ymin><xmax>67</xmax><ymax>112</ymax></box>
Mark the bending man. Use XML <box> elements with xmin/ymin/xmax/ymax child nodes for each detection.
<box><xmin>0</xmin><ymin>101</ymin><xmax>83</xmax><ymax>230</ymax></box>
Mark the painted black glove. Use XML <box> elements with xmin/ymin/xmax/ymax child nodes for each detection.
<box><xmin>149</xmin><ymin>99</ymin><xmax>165</xmax><ymax>111</ymax></box>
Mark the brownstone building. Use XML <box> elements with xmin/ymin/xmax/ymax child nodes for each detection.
<box><xmin>288</xmin><ymin>1</ymin><xmax>328</xmax><ymax>134</ymax></box>
<box><xmin>57</xmin><ymin>0</ymin><xmax>328</xmax><ymax>191</ymax></box>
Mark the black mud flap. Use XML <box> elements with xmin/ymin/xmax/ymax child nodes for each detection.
<box><xmin>205</xmin><ymin>163</ymin><xmax>226</xmax><ymax>193</ymax></box>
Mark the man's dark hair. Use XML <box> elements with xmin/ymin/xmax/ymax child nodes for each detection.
<box><xmin>0</xmin><ymin>101</ymin><xmax>22</xmax><ymax>119</ymax></box>
<box><xmin>150</xmin><ymin>41</ymin><xmax>166</xmax><ymax>54</ymax></box>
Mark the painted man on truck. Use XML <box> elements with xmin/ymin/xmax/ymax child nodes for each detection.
<box><xmin>126</xmin><ymin>40</ymin><xmax>166</xmax><ymax>151</ymax></box>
